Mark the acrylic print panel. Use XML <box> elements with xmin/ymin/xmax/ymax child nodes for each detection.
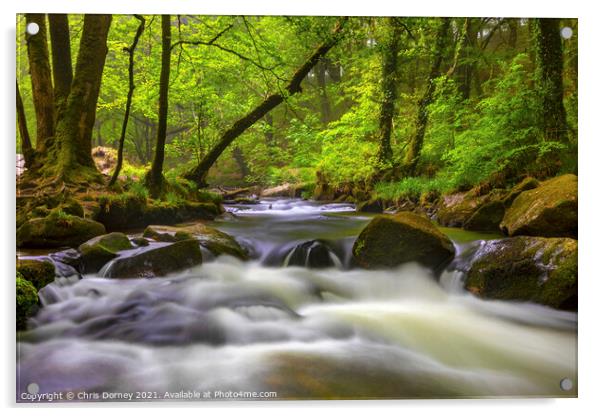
<box><xmin>15</xmin><ymin>14</ymin><xmax>578</xmax><ymax>402</ymax></box>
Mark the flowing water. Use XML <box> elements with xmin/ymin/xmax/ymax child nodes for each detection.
<box><xmin>17</xmin><ymin>199</ymin><xmax>577</xmax><ymax>401</ymax></box>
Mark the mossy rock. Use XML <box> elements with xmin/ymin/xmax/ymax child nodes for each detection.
<box><xmin>95</xmin><ymin>193</ymin><xmax>221</xmax><ymax>231</ymax></box>
<box><xmin>356</xmin><ymin>198</ymin><xmax>383</xmax><ymax>213</ymax></box>
<box><xmin>464</xmin><ymin>236</ymin><xmax>577</xmax><ymax>309</ymax></box>
<box><xmin>502</xmin><ymin>177</ymin><xmax>540</xmax><ymax>207</ymax></box>
<box><xmin>131</xmin><ymin>237</ymin><xmax>150</xmax><ymax>247</ymax></box>
<box><xmin>16</xmin><ymin>275</ymin><xmax>38</xmax><ymax>331</ymax></box>
<box><xmin>143</xmin><ymin>224</ymin><xmax>248</xmax><ymax>260</ymax></box>
<box><xmin>16</xmin><ymin>259</ymin><xmax>55</xmax><ymax>290</ymax></box>
<box><xmin>313</xmin><ymin>183</ymin><xmax>335</xmax><ymax>201</ymax></box>
<box><xmin>435</xmin><ymin>190</ymin><xmax>488</xmax><ymax>227</ymax></box>
<box><xmin>463</xmin><ymin>200</ymin><xmax>506</xmax><ymax>232</ymax></box>
<box><xmin>103</xmin><ymin>239</ymin><xmax>203</xmax><ymax>279</ymax></box>
<box><xmin>78</xmin><ymin>232</ymin><xmax>134</xmax><ymax>273</ymax></box>
<box><xmin>500</xmin><ymin>174</ymin><xmax>577</xmax><ymax>238</ymax></box>
<box><xmin>352</xmin><ymin>212</ymin><xmax>455</xmax><ymax>270</ymax></box>
<box><xmin>16</xmin><ymin>212</ymin><xmax>106</xmax><ymax>248</ymax></box>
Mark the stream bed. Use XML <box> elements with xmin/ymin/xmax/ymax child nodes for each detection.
<box><xmin>16</xmin><ymin>199</ymin><xmax>577</xmax><ymax>400</ymax></box>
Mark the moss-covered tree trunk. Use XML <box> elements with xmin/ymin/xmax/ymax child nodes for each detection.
<box><xmin>146</xmin><ymin>14</ymin><xmax>171</xmax><ymax>197</ymax></box>
<box><xmin>48</xmin><ymin>14</ymin><xmax>73</xmax><ymax>119</ymax></box>
<box><xmin>16</xmin><ymin>80</ymin><xmax>34</xmax><ymax>166</ymax></box>
<box><xmin>403</xmin><ymin>18</ymin><xmax>451</xmax><ymax>176</ymax></box>
<box><xmin>49</xmin><ymin>14</ymin><xmax>112</xmax><ymax>181</ymax></box>
<box><xmin>532</xmin><ymin>18</ymin><xmax>568</xmax><ymax>144</ymax></box>
<box><xmin>376</xmin><ymin>17</ymin><xmax>402</xmax><ymax>166</ymax></box>
<box><xmin>25</xmin><ymin>14</ymin><xmax>54</xmax><ymax>156</ymax></box>
<box><xmin>184</xmin><ymin>18</ymin><xmax>347</xmax><ymax>188</ymax></box>
<box><xmin>110</xmin><ymin>15</ymin><xmax>146</xmax><ymax>186</ymax></box>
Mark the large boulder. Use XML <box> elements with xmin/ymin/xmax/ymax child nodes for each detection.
<box><xmin>284</xmin><ymin>240</ymin><xmax>340</xmax><ymax>268</ymax></box>
<box><xmin>16</xmin><ymin>212</ymin><xmax>106</xmax><ymax>248</ymax></box>
<box><xmin>435</xmin><ymin>189</ymin><xmax>501</xmax><ymax>228</ymax></box>
<box><xmin>16</xmin><ymin>259</ymin><xmax>55</xmax><ymax>290</ymax></box>
<box><xmin>103</xmin><ymin>239</ymin><xmax>203</xmax><ymax>279</ymax></box>
<box><xmin>463</xmin><ymin>200</ymin><xmax>506</xmax><ymax>232</ymax></box>
<box><xmin>464</xmin><ymin>236</ymin><xmax>577</xmax><ymax>309</ymax></box>
<box><xmin>16</xmin><ymin>274</ymin><xmax>38</xmax><ymax>331</ymax></box>
<box><xmin>501</xmin><ymin>177</ymin><xmax>540</xmax><ymax>207</ymax></box>
<box><xmin>79</xmin><ymin>232</ymin><xmax>134</xmax><ymax>273</ymax></box>
<box><xmin>500</xmin><ymin>174</ymin><xmax>577</xmax><ymax>238</ymax></box>
<box><xmin>352</xmin><ymin>212</ymin><xmax>455</xmax><ymax>270</ymax></box>
<box><xmin>143</xmin><ymin>224</ymin><xmax>248</xmax><ymax>260</ymax></box>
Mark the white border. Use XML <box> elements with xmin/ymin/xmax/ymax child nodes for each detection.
<box><xmin>2</xmin><ymin>1</ymin><xmax>600</xmax><ymax>414</ymax></box>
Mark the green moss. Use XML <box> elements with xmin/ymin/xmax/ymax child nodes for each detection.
<box><xmin>352</xmin><ymin>212</ymin><xmax>455</xmax><ymax>270</ymax></box>
<box><xmin>16</xmin><ymin>259</ymin><xmax>55</xmax><ymax>290</ymax></box>
<box><xmin>465</xmin><ymin>236</ymin><xmax>577</xmax><ymax>309</ymax></box>
<box><xmin>502</xmin><ymin>177</ymin><xmax>540</xmax><ymax>207</ymax></box>
<box><xmin>143</xmin><ymin>224</ymin><xmax>248</xmax><ymax>260</ymax></box>
<box><xmin>79</xmin><ymin>232</ymin><xmax>134</xmax><ymax>273</ymax></box>
<box><xmin>16</xmin><ymin>212</ymin><xmax>106</xmax><ymax>248</ymax></box>
<box><xmin>500</xmin><ymin>174</ymin><xmax>577</xmax><ymax>238</ymax></box>
<box><xmin>16</xmin><ymin>276</ymin><xmax>38</xmax><ymax>331</ymax></box>
<box><xmin>463</xmin><ymin>200</ymin><xmax>506</xmax><ymax>232</ymax></box>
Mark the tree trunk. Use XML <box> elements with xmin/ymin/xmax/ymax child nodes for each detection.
<box><xmin>16</xmin><ymin>80</ymin><xmax>34</xmax><ymax>166</ymax></box>
<box><xmin>110</xmin><ymin>15</ymin><xmax>145</xmax><ymax>186</ymax></box>
<box><xmin>48</xmin><ymin>14</ymin><xmax>73</xmax><ymax>118</ymax></box>
<box><xmin>315</xmin><ymin>59</ymin><xmax>331</xmax><ymax>124</ymax></box>
<box><xmin>455</xmin><ymin>18</ymin><xmax>473</xmax><ymax>100</ymax></box>
<box><xmin>404</xmin><ymin>18</ymin><xmax>451</xmax><ymax>176</ymax></box>
<box><xmin>184</xmin><ymin>18</ymin><xmax>347</xmax><ymax>187</ymax></box>
<box><xmin>51</xmin><ymin>14</ymin><xmax>112</xmax><ymax>180</ymax></box>
<box><xmin>376</xmin><ymin>17</ymin><xmax>402</xmax><ymax>165</ymax></box>
<box><xmin>146</xmin><ymin>14</ymin><xmax>171</xmax><ymax>197</ymax></box>
<box><xmin>232</xmin><ymin>147</ymin><xmax>250</xmax><ymax>180</ymax></box>
<box><xmin>25</xmin><ymin>14</ymin><xmax>54</xmax><ymax>155</ymax></box>
<box><xmin>532</xmin><ymin>18</ymin><xmax>568</xmax><ymax>144</ymax></box>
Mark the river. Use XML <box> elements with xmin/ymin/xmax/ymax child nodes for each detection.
<box><xmin>16</xmin><ymin>199</ymin><xmax>577</xmax><ymax>401</ymax></box>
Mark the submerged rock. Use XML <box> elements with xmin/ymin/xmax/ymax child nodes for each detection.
<box><xmin>352</xmin><ymin>212</ymin><xmax>455</xmax><ymax>270</ymax></box>
<box><xmin>103</xmin><ymin>239</ymin><xmax>203</xmax><ymax>279</ymax></box>
<box><xmin>16</xmin><ymin>212</ymin><xmax>106</xmax><ymax>248</ymax></box>
<box><xmin>500</xmin><ymin>174</ymin><xmax>577</xmax><ymax>238</ymax></box>
<box><xmin>79</xmin><ymin>232</ymin><xmax>134</xmax><ymax>273</ymax></box>
<box><xmin>16</xmin><ymin>274</ymin><xmax>38</xmax><ymax>331</ymax></box>
<box><xmin>16</xmin><ymin>259</ymin><xmax>55</xmax><ymax>290</ymax></box>
<box><xmin>143</xmin><ymin>224</ymin><xmax>247</xmax><ymax>260</ymax></box>
<box><xmin>284</xmin><ymin>240</ymin><xmax>340</xmax><ymax>268</ymax></box>
<box><xmin>464</xmin><ymin>236</ymin><xmax>577</xmax><ymax>309</ymax></box>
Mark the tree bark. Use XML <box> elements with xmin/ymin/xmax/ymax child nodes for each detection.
<box><xmin>404</xmin><ymin>18</ymin><xmax>451</xmax><ymax>176</ymax></box>
<box><xmin>52</xmin><ymin>14</ymin><xmax>112</xmax><ymax>179</ymax></box>
<box><xmin>110</xmin><ymin>15</ymin><xmax>146</xmax><ymax>186</ymax></box>
<box><xmin>376</xmin><ymin>17</ymin><xmax>402</xmax><ymax>165</ymax></box>
<box><xmin>48</xmin><ymin>14</ymin><xmax>73</xmax><ymax>118</ymax></box>
<box><xmin>25</xmin><ymin>14</ymin><xmax>54</xmax><ymax>154</ymax></box>
<box><xmin>532</xmin><ymin>18</ymin><xmax>568</xmax><ymax>144</ymax></box>
<box><xmin>146</xmin><ymin>14</ymin><xmax>171</xmax><ymax>197</ymax></box>
<box><xmin>184</xmin><ymin>18</ymin><xmax>347</xmax><ymax>187</ymax></box>
<box><xmin>232</xmin><ymin>147</ymin><xmax>250</xmax><ymax>179</ymax></box>
<box><xmin>16</xmin><ymin>80</ymin><xmax>34</xmax><ymax>166</ymax></box>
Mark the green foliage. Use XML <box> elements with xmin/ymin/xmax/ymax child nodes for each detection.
<box><xmin>375</xmin><ymin>176</ymin><xmax>453</xmax><ymax>201</ymax></box>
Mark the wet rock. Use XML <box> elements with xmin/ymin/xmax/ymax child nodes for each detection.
<box><xmin>49</xmin><ymin>249</ymin><xmax>82</xmax><ymax>270</ymax></box>
<box><xmin>79</xmin><ymin>232</ymin><xmax>134</xmax><ymax>273</ymax></box>
<box><xmin>352</xmin><ymin>212</ymin><xmax>455</xmax><ymax>270</ymax></box>
<box><xmin>16</xmin><ymin>274</ymin><xmax>38</xmax><ymax>331</ymax></box>
<box><xmin>130</xmin><ymin>237</ymin><xmax>150</xmax><ymax>247</ymax></box>
<box><xmin>463</xmin><ymin>200</ymin><xmax>506</xmax><ymax>232</ymax></box>
<box><xmin>464</xmin><ymin>236</ymin><xmax>577</xmax><ymax>310</ymax></box>
<box><xmin>104</xmin><ymin>239</ymin><xmax>203</xmax><ymax>279</ymax></box>
<box><xmin>143</xmin><ymin>224</ymin><xmax>247</xmax><ymax>260</ymax></box>
<box><xmin>16</xmin><ymin>212</ymin><xmax>106</xmax><ymax>248</ymax></box>
<box><xmin>356</xmin><ymin>199</ymin><xmax>383</xmax><ymax>213</ymax></box>
<box><xmin>500</xmin><ymin>174</ymin><xmax>577</xmax><ymax>238</ymax></box>
<box><xmin>285</xmin><ymin>240</ymin><xmax>339</xmax><ymax>268</ymax></box>
<box><xmin>16</xmin><ymin>259</ymin><xmax>56</xmax><ymax>290</ymax></box>
<box><xmin>435</xmin><ymin>189</ymin><xmax>493</xmax><ymax>227</ymax></box>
